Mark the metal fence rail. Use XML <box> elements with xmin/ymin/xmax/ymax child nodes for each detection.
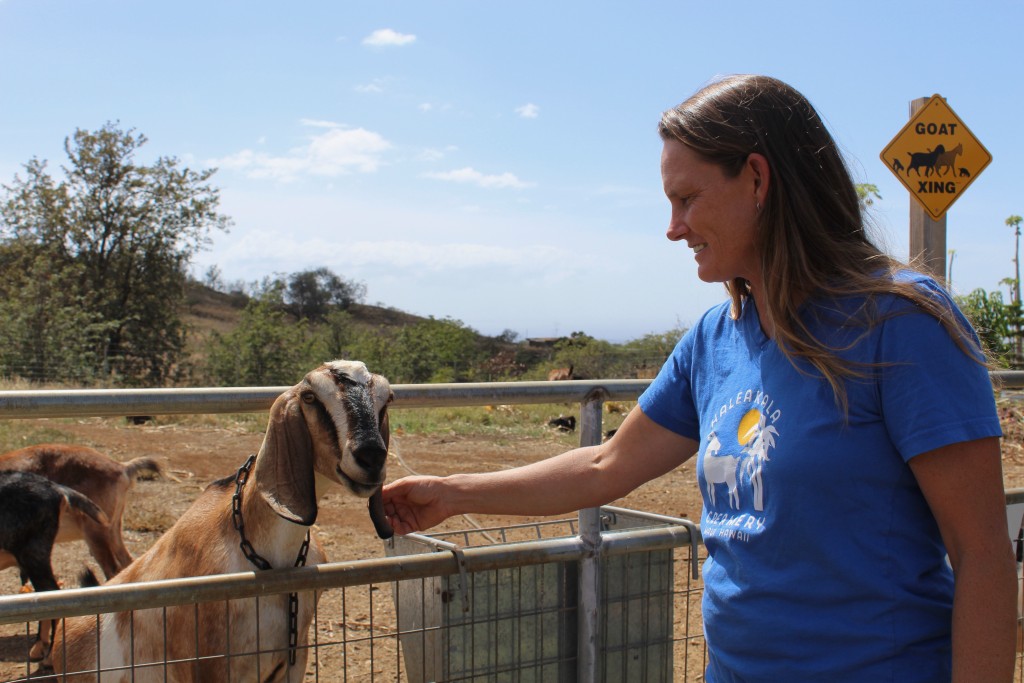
<box><xmin>0</xmin><ymin>373</ymin><xmax>1023</xmax><ymax>681</ymax></box>
<box><xmin>0</xmin><ymin>379</ymin><xmax>649</xmax><ymax>418</ymax></box>
<box><xmin>0</xmin><ymin>378</ymin><xmax>686</xmax><ymax>682</ymax></box>
<box><xmin>0</xmin><ymin>515</ymin><xmax>706</xmax><ymax>682</ymax></box>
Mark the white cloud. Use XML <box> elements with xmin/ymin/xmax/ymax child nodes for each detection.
<box><xmin>347</xmin><ymin>240</ymin><xmax>568</xmax><ymax>270</ymax></box>
<box><xmin>418</xmin><ymin>102</ymin><xmax>453</xmax><ymax>113</ymax></box>
<box><xmin>417</xmin><ymin>148</ymin><xmax>445</xmax><ymax>162</ymax></box>
<box><xmin>355</xmin><ymin>82</ymin><xmax>384</xmax><ymax>94</ymax></box>
<box><xmin>515</xmin><ymin>103</ymin><xmax>540</xmax><ymax>119</ymax></box>
<box><xmin>210</xmin><ymin>122</ymin><xmax>391</xmax><ymax>181</ymax></box>
<box><xmin>224</xmin><ymin>234</ymin><xmax>576</xmax><ymax>272</ymax></box>
<box><xmin>424</xmin><ymin>167</ymin><xmax>534</xmax><ymax>189</ymax></box>
<box><xmin>416</xmin><ymin>145</ymin><xmax>457</xmax><ymax>162</ymax></box>
<box><xmin>362</xmin><ymin>29</ymin><xmax>416</xmax><ymax>47</ymax></box>
<box><xmin>298</xmin><ymin>118</ymin><xmax>341</xmax><ymax>129</ymax></box>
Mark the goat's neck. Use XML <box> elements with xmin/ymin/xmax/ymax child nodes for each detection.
<box><xmin>240</xmin><ymin>458</ymin><xmax>317</xmax><ymax>568</ymax></box>
<box><xmin>314</xmin><ymin>471</ymin><xmax>338</xmax><ymax>500</ymax></box>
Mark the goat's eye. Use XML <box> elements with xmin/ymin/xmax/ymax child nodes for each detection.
<box><xmin>301</xmin><ymin>392</ymin><xmax>316</xmax><ymax>404</ymax></box>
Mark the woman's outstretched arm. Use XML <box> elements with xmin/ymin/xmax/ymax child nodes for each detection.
<box><xmin>382</xmin><ymin>407</ymin><xmax>699</xmax><ymax>535</ymax></box>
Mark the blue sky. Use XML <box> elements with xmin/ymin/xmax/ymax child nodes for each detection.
<box><xmin>1</xmin><ymin>1</ymin><xmax>1022</xmax><ymax>343</ymax></box>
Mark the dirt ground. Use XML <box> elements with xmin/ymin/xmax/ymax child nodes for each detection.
<box><xmin>2</xmin><ymin>401</ymin><xmax>1024</xmax><ymax>681</ymax></box>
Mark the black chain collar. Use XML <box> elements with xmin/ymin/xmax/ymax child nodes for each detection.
<box><xmin>232</xmin><ymin>454</ymin><xmax>311</xmax><ymax>666</ymax></box>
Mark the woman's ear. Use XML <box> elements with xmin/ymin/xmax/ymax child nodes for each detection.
<box><xmin>747</xmin><ymin>153</ymin><xmax>771</xmax><ymax>206</ymax></box>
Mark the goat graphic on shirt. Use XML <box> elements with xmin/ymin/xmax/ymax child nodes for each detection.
<box><xmin>701</xmin><ymin>399</ymin><xmax>780</xmax><ymax>524</ymax></box>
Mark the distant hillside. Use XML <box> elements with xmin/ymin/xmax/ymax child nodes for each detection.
<box><xmin>182</xmin><ymin>280</ymin><xmax>508</xmax><ymax>362</ymax></box>
<box><xmin>183</xmin><ymin>281</ymin><xmax>455</xmax><ymax>334</ymax></box>
<box><xmin>180</xmin><ymin>281</ymin><xmax>661</xmax><ymax>383</ymax></box>
<box><xmin>184</xmin><ymin>283</ymin><xmax>247</xmax><ymax>336</ymax></box>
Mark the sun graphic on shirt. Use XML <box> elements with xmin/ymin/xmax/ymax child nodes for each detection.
<box><xmin>738</xmin><ymin>408</ymin><xmax>761</xmax><ymax>446</ymax></box>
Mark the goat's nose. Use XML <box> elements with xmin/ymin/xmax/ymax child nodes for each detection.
<box><xmin>351</xmin><ymin>441</ymin><xmax>387</xmax><ymax>472</ymax></box>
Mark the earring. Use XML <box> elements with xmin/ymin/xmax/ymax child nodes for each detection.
<box><xmin>755</xmin><ymin>201</ymin><xmax>762</xmax><ymax>212</ymax></box>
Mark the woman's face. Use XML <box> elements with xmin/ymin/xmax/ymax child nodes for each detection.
<box><xmin>661</xmin><ymin>139</ymin><xmax>764</xmax><ymax>286</ymax></box>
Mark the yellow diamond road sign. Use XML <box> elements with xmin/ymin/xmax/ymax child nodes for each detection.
<box><xmin>880</xmin><ymin>94</ymin><xmax>992</xmax><ymax>221</ymax></box>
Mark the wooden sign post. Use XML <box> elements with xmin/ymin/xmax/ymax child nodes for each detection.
<box><xmin>908</xmin><ymin>98</ymin><xmax>946</xmax><ymax>281</ymax></box>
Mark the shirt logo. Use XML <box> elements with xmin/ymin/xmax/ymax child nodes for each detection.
<box><xmin>702</xmin><ymin>408</ymin><xmax>779</xmax><ymax>512</ymax></box>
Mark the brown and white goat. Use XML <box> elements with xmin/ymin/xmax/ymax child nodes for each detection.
<box><xmin>52</xmin><ymin>360</ymin><xmax>394</xmax><ymax>683</ymax></box>
<box><xmin>547</xmin><ymin>364</ymin><xmax>574</xmax><ymax>381</ymax></box>
<box><xmin>0</xmin><ymin>444</ymin><xmax>163</xmax><ymax>580</ymax></box>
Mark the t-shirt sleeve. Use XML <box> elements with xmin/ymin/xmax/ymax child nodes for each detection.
<box><xmin>638</xmin><ymin>327</ymin><xmax>701</xmax><ymax>441</ymax></box>
<box><xmin>878</xmin><ymin>286</ymin><xmax>1002</xmax><ymax>461</ymax></box>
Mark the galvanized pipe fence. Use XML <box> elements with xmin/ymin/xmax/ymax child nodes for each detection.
<box><xmin>1</xmin><ymin>371</ymin><xmax>1023</xmax><ymax>681</ymax></box>
<box><xmin>0</xmin><ymin>378</ymin><xmax>698</xmax><ymax>681</ymax></box>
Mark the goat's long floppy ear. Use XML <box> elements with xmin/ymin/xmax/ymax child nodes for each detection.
<box><xmin>256</xmin><ymin>393</ymin><xmax>318</xmax><ymax>525</ymax></box>
<box><xmin>380</xmin><ymin>406</ymin><xmax>391</xmax><ymax>451</ymax></box>
<box><xmin>367</xmin><ymin>405</ymin><xmax>394</xmax><ymax>539</ymax></box>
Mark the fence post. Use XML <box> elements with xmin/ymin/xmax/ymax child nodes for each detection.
<box><xmin>577</xmin><ymin>387</ymin><xmax>608</xmax><ymax>682</ymax></box>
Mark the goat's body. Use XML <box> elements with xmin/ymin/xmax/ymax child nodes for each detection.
<box><xmin>0</xmin><ymin>471</ymin><xmax>86</xmax><ymax>590</ymax></box>
<box><xmin>52</xmin><ymin>360</ymin><xmax>393</xmax><ymax>683</ymax></box>
<box><xmin>0</xmin><ymin>470</ymin><xmax>109</xmax><ymax>662</ymax></box>
<box><xmin>55</xmin><ymin>477</ymin><xmax>324</xmax><ymax>682</ymax></box>
<box><xmin>547</xmin><ymin>364</ymin><xmax>574</xmax><ymax>381</ymax></box>
<box><xmin>547</xmin><ymin>415</ymin><xmax>576</xmax><ymax>432</ymax></box>
<box><xmin>0</xmin><ymin>444</ymin><xmax>162</xmax><ymax>579</ymax></box>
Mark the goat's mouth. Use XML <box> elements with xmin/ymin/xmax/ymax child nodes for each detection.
<box><xmin>336</xmin><ymin>464</ymin><xmax>382</xmax><ymax>498</ymax></box>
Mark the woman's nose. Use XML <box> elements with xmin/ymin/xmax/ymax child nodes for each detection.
<box><xmin>666</xmin><ymin>216</ymin><xmax>687</xmax><ymax>242</ymax></box>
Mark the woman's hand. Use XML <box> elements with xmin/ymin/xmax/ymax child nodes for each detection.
<box><xmin>382</xmin><ymin>475</ymin><xmax>453</xmax><ymax>535</ymax></box>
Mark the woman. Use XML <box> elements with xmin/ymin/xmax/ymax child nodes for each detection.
<box><xmin>382</xmin><ymin>75</ymin><xmax>1017</xmax><ymax>682</ymax></box>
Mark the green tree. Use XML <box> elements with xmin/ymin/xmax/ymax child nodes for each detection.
<box><xmin>955</xmin><ymin>288</ymin><xmax>1012</xmax><ymax>365</ymax></box>
<box><xmin>1009</xmin><ymin>215</ymin><xmax>1023</xmax><ymax>366</ymax></box>
<box><xmin>1009</xmin><ymin>216</ymin><xmax>1023</xmax><ymax>304</ymax></box>
<box><xmin>350</xmin><ymin>316</ymin><xmax>483</xmax><ymax>383</ymax></box>
<box><xmin>855</xmin><ymin>183</ymin><xmax>881</xmax><ymax>209</ymax></box>
<box><xmin>285</xmin><ymin>267</ymin><xmax>366</xmax><ymax>322</ymax></box>
<box><xmin>0</xmin><ymin>122</ymin><xmax>231</xmax><ymax>384</ymax></box>
<box><xmin>0</xmin><ymin>244</ymin><xmax>110</xmax><ymax>382</ymax></box>
<box><xmin>313</xmin><ymin>309</ymin><xmax>357</xmax><ymax>360</ymax></box>
<box><xmin>205</xmin><ymin>287</ymin><xmax>313</xmax><ymax>386</ymax></box>
<box><xmin>550</xmin><ymin>331</ymin><xmax>619</xmax><ymax>379</ymax></box>
<box><xmin>620</xmin><ymin>326</ymin><xmax>688</xmax><ymax>376</ymax></box>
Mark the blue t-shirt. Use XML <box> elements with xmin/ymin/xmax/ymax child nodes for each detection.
<box><xmin>638</xmin><ymin>274</ymin><xmax>1000</xmax><ymax>683</ymax></box>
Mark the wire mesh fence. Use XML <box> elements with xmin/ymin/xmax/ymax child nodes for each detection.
<box><xmin>3</xmin><ymin>497</ymin><xmax>1022</xmax><ymax>682</ymax></box>
<box><xmin>2</xmin><ymin>378</ymin><xmax>1024</xmax><ymax>681</ymax></box>
<box><xmin>0</xmin><ymin>509</ymin><xmax>706</xmax><ymax>682</ymax></box>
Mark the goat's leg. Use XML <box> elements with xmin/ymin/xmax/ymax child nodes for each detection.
<box><xmin>18</xmin><ymin>568</ymin><xmax>32</xmax><ymax>593</ymax></box>
<box><xmin>18</xmin><ymin>547</ymin><xmax>60</xmax><ymax>664</ymax></box>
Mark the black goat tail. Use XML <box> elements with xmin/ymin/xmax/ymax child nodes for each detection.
<box><xmin>60</xmin><ymin>486</ymin><xmax>109</xmax><ymax>527</ymax></box>
<box><xmin>78</xmin><ymin>568</ymin><xmax>100</xmax><ymax>588</ymax></box>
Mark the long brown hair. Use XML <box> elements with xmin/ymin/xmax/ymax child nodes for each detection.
<box><xmin>658</xmin><ymin>75</ymin><xmax>985</xmax><ymax>411</ymax></box>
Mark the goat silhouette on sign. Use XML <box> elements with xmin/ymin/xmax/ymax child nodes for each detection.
<box><xmin>905</xmin><ymin>144</ymin><xmax>946</xmax><ymax>177</ymax></box>
<box><xmin>933</xmin><ymin>143</ymin><xmax>963</xmax><ymax>177</ymax></box>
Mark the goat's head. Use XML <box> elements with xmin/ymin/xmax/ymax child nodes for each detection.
<box><xmin>255</xmin><ymin>360</ymin><xmax>394</xmax><ymax>538</ymax></box>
